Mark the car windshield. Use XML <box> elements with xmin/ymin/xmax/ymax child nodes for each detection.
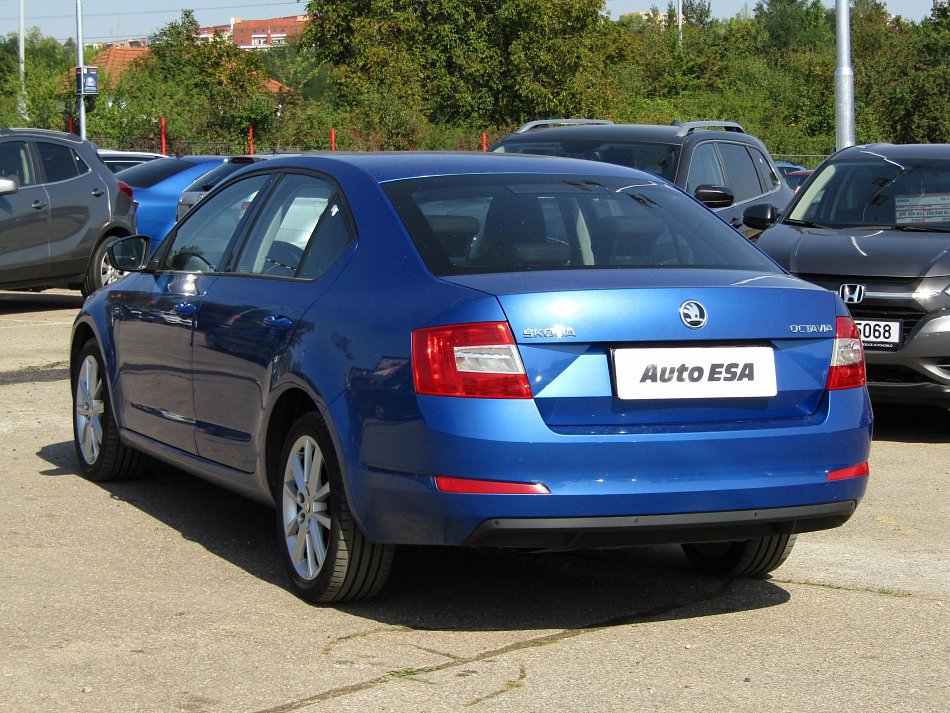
<box><xmin>384</xmin><ymin>174</ymin><xmax>779</xmax><ymax>276</ymax></box>
<box><xmin>787</xmin><ymin>155</ymin><xmax>950</xmax><ymax>230</ymax></box>
<box><xmin>493</xmin><ymin>140</ymin><xmax>679</xmax><ymax>181</ymax></box>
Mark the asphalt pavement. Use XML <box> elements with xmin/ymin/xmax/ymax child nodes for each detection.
<box><xmin>0</xmin><ymin>290</ymin><xmax>947</xmax><ymax>713</ymax></box>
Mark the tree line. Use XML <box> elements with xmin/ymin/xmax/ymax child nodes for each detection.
<box><xmin>0</xmin><ymin>0</ymin><xmax>946</xmax><ymax>155</ymax></box>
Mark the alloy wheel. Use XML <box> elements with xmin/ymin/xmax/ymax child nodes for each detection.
<box><xmin>281</xmin><ymin>435</ymin><xmax>332</xmax><ymax>580</ymax></box>
<box><xmin>75</xmin><ymin>354</ymin><xmax>105</xmax><ymax>465</ymax></box>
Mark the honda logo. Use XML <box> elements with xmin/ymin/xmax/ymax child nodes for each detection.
<box><xmin>839</xmin><ymin>284</ymin><xmax>866</xmax><ymax>304</ymax></box>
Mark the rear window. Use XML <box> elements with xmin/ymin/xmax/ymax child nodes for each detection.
<box><xmin>119</xmin><ymin>158</ymin><xmax>201</xmax><ymax>188</ymax></box>
<box><xmin>384</xmin><ymin>174</ymin><xmax>779</xmax><ymax>276</ymax></box>
<box><xmin>493</xmin><ymin>140</ymin><xmax>679</xmax><ymax>182</ymax></box>
<box><xmin>184</xmin><ymin>158</ymin><xmax>259</xmax><ymax>193</ymax></box>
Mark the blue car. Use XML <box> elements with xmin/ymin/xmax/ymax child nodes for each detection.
<box><xmin>70</xmin><ymin>153</ymin><xmax>872</xmax><ymax>603</ymax></box>
<box><xmin>118</xmin><ymin>155</ymin><xmax>227</xmax><ymax>242</ymax></box>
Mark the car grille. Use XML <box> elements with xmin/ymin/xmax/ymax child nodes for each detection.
<box><xmin>866</xmin><ymin>364</ymin><xmax>934</xmax><ymax>385</ymax></box>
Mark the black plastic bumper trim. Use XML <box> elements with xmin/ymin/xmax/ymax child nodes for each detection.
<box><xmin>463</xmin><ymin>500</ymin><xmax>857</xmax><ymax>549</ymax></box>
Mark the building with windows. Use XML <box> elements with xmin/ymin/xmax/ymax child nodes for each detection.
<box><xmin>198</xmin><ymin>15</ymin><xmax>309</xmax><ymax>50</ymax></box>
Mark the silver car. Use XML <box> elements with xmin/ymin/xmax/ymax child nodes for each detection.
<box><xmin>750</xmin><ymin>143</ymin><xmax>950</xmax><ymax>408</ymax></box>
<box><xmin>0</xmin><ymin>128</ymin><xmax>137</xmax><ymax>295</ymax></box>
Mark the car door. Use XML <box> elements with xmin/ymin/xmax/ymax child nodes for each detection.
<box><xmin>192</xmin><ymin>171</ymin><xmax>356</xmax><ymax>473</ymax></box>
<box><xmin>113</xmin><ymin>173</ymin><xmax>272</xmax><ymax>454</ymax></box>
<box><xmin>34</xmin><ymin>139</ymin><xmax>111</xmax><ymax>279</ymax></box>
<box><xmin>0</xmin><ymin>139</ymin><xmax>50</xmax><ymax>284</ymax></box>
<box><xmin>714</xmin><ymin>141</ymin><xmax>769</xmax><ymax>230</ymax></box>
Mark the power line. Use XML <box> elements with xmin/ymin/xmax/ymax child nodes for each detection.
<box><xmin>0</xmin><ymin>2</ymin><xmax>305</xmax><ymax>23</ymax></box>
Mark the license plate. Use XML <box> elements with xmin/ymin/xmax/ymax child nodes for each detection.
<box><xmin>613</xmin><ymin>346</ymin><xmax>777</xmax><ymax>400</ymax></box>
<box><xmin>854</xmin><ymin>319</ymin><xmax>901</xmax><ymax>349</ymax></box>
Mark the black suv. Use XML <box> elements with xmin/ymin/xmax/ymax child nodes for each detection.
<box><xmin>0</xmin><ymin>128</ymin><xmax>136</xmax><ymax>295</ymax></box>
<box><xmin>491</xmin><ymin>120</ymin><xmax>793</xmax><ymax>236</ymax></box>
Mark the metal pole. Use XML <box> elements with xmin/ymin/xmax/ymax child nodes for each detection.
<box><xmin>18</xmin><ymin>0</ymin><xmax>25</xmax><ymax>121</ymax></box>
<box><xmin>677</xmin><ymin>0</ymin><xmax>683</xmax><ymax>50</ymax></box>
<box><xmin>834</xmin><ymin>0</ymin><xmax>855</xmax><ymax>150</ymax></box>
<box><xmin>76</xmin><ymin>0</ymin><xmax>86</xmax><ymax>139</ymax></box>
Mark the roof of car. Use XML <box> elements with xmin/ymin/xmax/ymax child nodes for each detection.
<box><xmin>494</xmin><ymin>122</ymin><xmax>752</xmax><ymax>146</ymax></box>
<box><xmin>0</xmin><ymin>127</ymin><xmax>87</xmax><ymax>145</ymax></box>
<box><xmin>244</xmin><ymin>151</ymin><xmax>661</xmax><ymax>184</ymax></box>
<box><xmin>835</xmin><ymin>143</ymin><xmax>950</xmax><ymax>161</ymax></box>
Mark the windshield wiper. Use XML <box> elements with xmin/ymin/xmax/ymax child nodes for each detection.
<box><xmin>783</xmin><ymin>218</ymin><xmax>833</xmax><ymax>228</ymax></box>
<box><xmin>893</xmin><ymin>224</ymin><xmax>950</xmax><ymax>233</ymax></box>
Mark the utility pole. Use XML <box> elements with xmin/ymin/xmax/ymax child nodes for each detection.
<box><xmin>834</xmin><ymin>0</ymin><xmax>856</xmax><ymax>150</ymax></box>
<box><xmin>76</xmin><ymin>0</ymin><xmax>86</xmax><ymax>139</ymax></box>
<box><xmin>18</xmin><ymin>0</ymin><xmax>25</xmax><ymax>121</ymax></box>
<box><xmin>678</xmin><ymin>0</ymin><xmax>683</xmax><ymax>50</ymax></box>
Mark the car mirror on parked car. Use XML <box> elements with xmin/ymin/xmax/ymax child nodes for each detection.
<box><xmin>694</xmin><ymin>185</ymin><xmax>734</xmax><ymax>209</ymax></box>
<box><xmin>107</xmin><ymin>235</ymin><xmax>152</xmax><ymax>272</ymax></box>
<box><xmin>0</xmin><ymin>176</ymin><xmax>19</xmax><ymax>195</ymax></box>
<box><xmin>743</xmin><ymin>203</ymin><xmax>781</xmax><ymax>231</ymax></box>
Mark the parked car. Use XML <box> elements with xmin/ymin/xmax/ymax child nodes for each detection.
<box><xmin>71</xmin><ymin>153</ymin><xmax>871</xmax><ymax>603</ymax></box>
<box><xmin>749</xmin><ymin>143</ymin><xmax>950</xmax><ymax>407</ymax></box>
<box><xmin>98</xmin><ymin>149</ymin><xmax>165</xmax><ymax>173</ymax></box>
<box><xmin>118</xmin><ymin>155</ymin><xmax>227</xmax><ymax>241</ymax></box>
<box><xmin>775</xmin><ymin>160</ymin><xmax>808</xmax><ymax>176</ymax></box>
<box><xmin>490</xmin><ymin>120</ymin><xmax>793</xmax><ymax>236</ymax></box>
<box><xmin>784</xmin><ymin>169</ymin><xmax>813</xmax><ymax>193</ymax></box>
<box><xmin>0</xmin><ymin>127</ymin><xmax>136</xmax><ymax>294</ymax></box>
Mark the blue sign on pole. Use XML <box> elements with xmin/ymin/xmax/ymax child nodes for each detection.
<box><xmin>75</xmin><ymin>66</ymin><xmax>99</xmax><ymax>95</ymax></box>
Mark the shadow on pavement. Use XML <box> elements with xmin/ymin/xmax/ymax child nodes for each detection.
<box><xmin>871</xmin><ymin>403</ymin><xmax>950</xmax><ymax>444</ymax></box>
<box><xmin>40</xmin><ymin>439</ymin><xmax>791</xmax><ymax>631</ymax></box>
<box><xmin>0</xmin><ymin>290</ymin><xmax>84</xmax><ymax>313</ymax></box>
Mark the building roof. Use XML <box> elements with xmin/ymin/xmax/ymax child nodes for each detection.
<box><xmin>95</xmin><ymin>46</ymin><xmax>149</xmax><ymax>85</ymax></box>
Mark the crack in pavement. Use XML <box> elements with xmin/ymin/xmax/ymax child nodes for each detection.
<box><xmin>250</xmin><ymin>580</ymin><xmax>734</xmax><ymax>713</ymax></box>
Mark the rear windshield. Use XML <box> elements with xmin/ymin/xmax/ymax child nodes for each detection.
<box><xmin>118</xmin><ymin>158</ymin><xmax>199</xmax><ymax>188</ymax></box>
<box><xmin>493</xmin><ymin>140</ymin><xmax>679</xmax><ymax>181</ymax></box>
<box><xmin>183</xmin><ymin>159</ymin><xmax>258</xmax><ymax>193</ymax></box>
<box><xmin>384</xmin><ymin>174</ymin><xmax>779</xmax><ymax>276</ymax></box>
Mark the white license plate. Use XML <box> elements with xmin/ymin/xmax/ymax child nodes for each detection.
<box><xmin>854</xmin><ymin>319</ymin><xmax>901</xmax><ymax>347</ymax></box>
<box><xmin>613</xmin><ymin>347</ymin><xmax>777</xmax><ymax>400</ymax></box>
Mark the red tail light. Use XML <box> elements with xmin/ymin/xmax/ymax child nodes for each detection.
<box><xmin>828</xmin><ymin>461</ymin><xmax>869</xmax><ymax>481</ymax></box>
<box><xmin>412</xmin><ymin>322</ymin><xmax>532</xmax><ymax>398</ymax></box>
<box><xmin>435</xmin><ymin>476</ymin><xmax>550</xmax><ymax>494</ymax></box>
<box><xmin>117</xmin><ymin>180</ymin><xmax>133</xmax><ymax>202</ymax></box>
<box><xmin>826</xmin><ymin>316</ymin><xmax>866</xmax><ymax>390</ymax></box>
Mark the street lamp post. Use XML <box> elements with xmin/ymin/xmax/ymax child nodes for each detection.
<box><xmin>834</xmin><ymin>0</ymin><xmax>856</xmax><ymax>150</ymax></box>
<box><xmin>76</xmin><ymin>0</ymin><xmax>86</xmax><ymax>139</ymax></box>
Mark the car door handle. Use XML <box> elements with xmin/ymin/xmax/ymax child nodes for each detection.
<box><xmin>91</xmin><ymin>188</ymin><xmax>104</xmax><ymax>197</ymax></box>
<box><xmin>175</xmin><ymin>302</ymin><xmax>198</xmax><ymax>317</ymax></box>
<box><xmin>263</xmin><ymin>315</ymin><xmax>294</xmax><ymax>330</ymax></box>
<box><xmin>32</xmin><ymin>200</ymin><xmax>46</xmax><ymax>210</ymax></box>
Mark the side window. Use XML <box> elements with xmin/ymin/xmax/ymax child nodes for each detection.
<box><xmin>298</xmin><ymin>195</ymin><xmax>356</xmax><ymax>280</ymax></box>
<box><xmin>0</xmin><ymin>141</ymin><xmax>35</xmax><ymax>186</ymax></box>
<box><xmin>36</xmin><ymin>141</ymin><xmax>81</xmax><ymax>183</ymax></box>
<box><xmin>162</xmin><ymin>174</ymin><xmax>270</xmax><ymax>272</ymax></box>
<box><xmin>750</xmin><ymin>147</ymin><xmax>781</xmax><ymax>191</ymax></box>
<box><xmin>717</xmin><ymin>143</ymin><xmax>765</xmax><ymax>203</ymax></box>
<box><xmin>235</xmin><ymin>173</ymin><xmax>338</xmax><ymax>278</ymax></box>
<box><xmin>685</xmin><ymin>142</ymin><xmax>726</xmax><ymax>195</ymax></box>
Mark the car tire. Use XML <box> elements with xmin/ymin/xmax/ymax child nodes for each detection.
<box><xmin>681</xmin><ymin>534</ymin><xmax>797</xmax><ymax>577</ymax></box>
<box><xmin>72</xmin><ymin>339</ymin><xmax>147</xmax><ymax>482</ymax></box>
<box><xmin>276</xmin><ymin>412</ymin><xmax>394</xmax><ymax>603</ymax></box>
<box><xmin>82</xmin><ymin>238</ymin><xmax>125</xmax><ymax>296</ymax></box>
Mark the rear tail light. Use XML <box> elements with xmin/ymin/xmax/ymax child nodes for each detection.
<box><xmin>828</xmin><ymin>461</ymin><xmax>869</xmax><ymax>480</ymax></box>
<box><xmin>826</xmin><ymin>316</ymin><xmax>866</xmax><ymax>390</ymax></box>
<box><xmin>435</xmin><ymin>476</ymin><xmax>550</xmax><ymax>494</ymax></box>
<box><xmin>412</xmin><ymin>321</ymin><xmax>532</xmax><ymax>398</ymax></box>
<box><xmin>117</xmin><ymin>180</ymin><xmax>133</xmax><ymax>202</ymax></box>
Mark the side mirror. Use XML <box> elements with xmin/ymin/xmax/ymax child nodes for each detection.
<box><xmin>0</xmin><ymin>176</ymin><xmax>19</xmax><ymax>196</ymax></box>
<box><xmin>694</xmin><ymin>184</ymin><xmax>734</xmax><ymax>209</ymax></box>
<box><xmin>743</xmin><ymin>203</ymin><xmax>780</xmax><ymax>232</ymax></box>
<box><xmin>107</xmin><ymin>235</ymin><xmax>152</xmax><ymax>272</ymax></box>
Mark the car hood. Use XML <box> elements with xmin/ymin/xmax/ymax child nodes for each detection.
<box><xmin>767</xmin><ymin>224</ymin><xmax>950</xmax><ymax>278</ymax></box>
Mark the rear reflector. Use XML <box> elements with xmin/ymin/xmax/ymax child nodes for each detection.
<box><xmin>413</xmin><ymin>322</ymin><xmax>532</xmax><ymax>398</ymax></box>
<box><xmin>435</xmin><ymin>476</ymin><xmax>550</xmax><ymax>494</ymax></box>
<box><xmin>828</xmin><ymin>461</ymin><xmax>870</xmax><ymax>481</ymax></box>
<box><xmin>826</xmin><ymin>316</ymin><xmax>866</xmax><ymax>390</ymax></box>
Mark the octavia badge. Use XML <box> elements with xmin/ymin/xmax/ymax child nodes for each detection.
<box><xmin>679</xmin><ymin>301</ymin><xmax>707</xmax><ymax>329</ymax></box>
<box><xmin>839</xmin><ymin>284</ymin><xmax>866</xmax><ymax>304</ymax></box>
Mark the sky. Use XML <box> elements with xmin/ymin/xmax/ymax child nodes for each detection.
<box><xmin>0</xmin><ymin>0</ymin><xmax>937</xmax><ymax>45</ymax></box>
